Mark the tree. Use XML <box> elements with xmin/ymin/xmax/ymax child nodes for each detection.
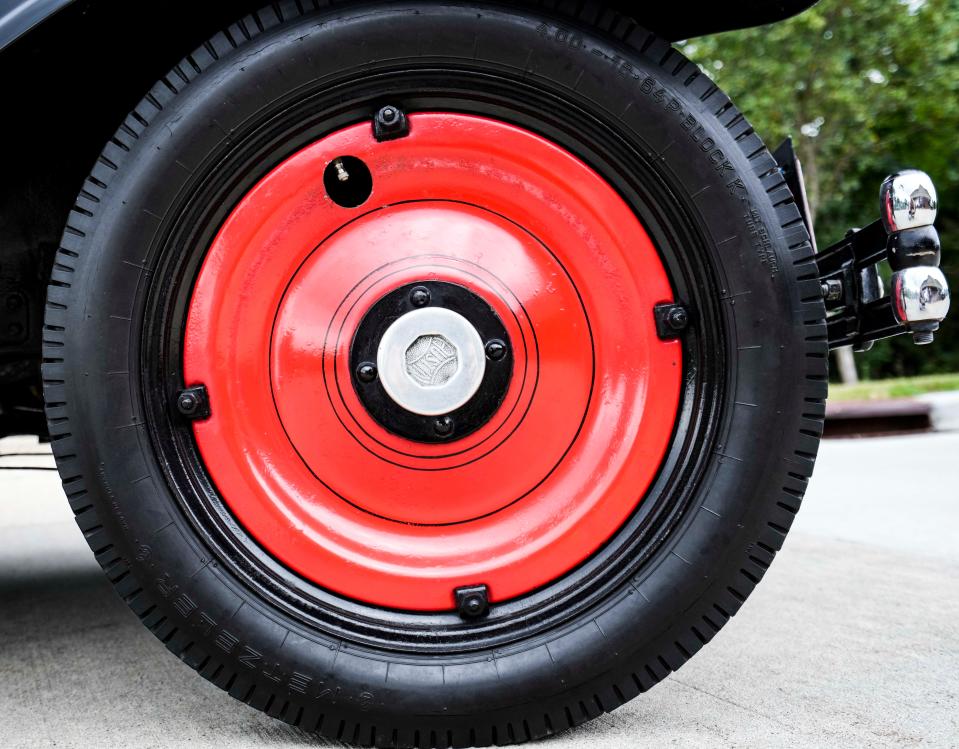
<box><xmin>681</xmin><ymin>0</ymin><xmax>959</xmax><ymax>380</ymax></box>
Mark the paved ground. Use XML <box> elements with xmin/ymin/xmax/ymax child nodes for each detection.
<box><xmin>1</xmin><ymin>432</ymin><xmax>957</xmax><ymax>748</ymax></box>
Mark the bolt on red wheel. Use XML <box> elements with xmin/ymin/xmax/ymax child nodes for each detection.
<box><xmin>184</xmin><ymin>113</ymin><xmax>681</xmax><ymax>611</ymax></box>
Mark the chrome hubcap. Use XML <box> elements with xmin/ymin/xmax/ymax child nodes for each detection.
<box><xmin>376</xmin><ymin>307</ymin><xmax>486</xmax><ymax>416</ymax></box>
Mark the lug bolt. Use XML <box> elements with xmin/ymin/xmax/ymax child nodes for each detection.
<box><xmin>654</xmin><ymin>303</ymin><xmax>692</xmax><ymax>340</ymax></box>
<box><xmin>410</xmin><ymin>286</ymin><xmax>431</xmax><ymax>307</ymax></box>
<box><xmin>177</xmin><ymin>392</ymin><xmax>199</xmax><ymax>415</ymax></box>
<box><xmin>485</xmin><ymin>339</ymin><xmax>507</xmax><ymax>361</ymax></box>
<box><xmin>666</xmin><ymin>306</ymin><xmax>689</xmax><ymax>332</ymax></box>
<box><xmin>176</xmin><ymin>385</ymin><xmax>210</xmax><ymax>420</ymax></box>
<box><xmin>433</xmin><ymin>416</ymin><xmax>454</xmax><ymax>437</ymax></box>
<box><xmin>379</xmin><ymin>106</ymin><xmax>399</xmax><ymax>126</ymax></box>
<box><xmin>356</xmin><ymin>362</ymin><xmax>378</xmax><ymax>383</ymax></box>
<box><xmin>454</xmin><ymin>584</ymin><xmax>489</xmax><ymax>620</ymax></box>
<box><xmin>373</xmin><ymin>105</ymin><xmax>410</xmax><ymax>142</ymax></box>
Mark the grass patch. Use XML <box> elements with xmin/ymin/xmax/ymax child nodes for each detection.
<box><xmin>830</xmin><ymin>373</ymin><xmax>959</xmax><ymax>402</ymax></box>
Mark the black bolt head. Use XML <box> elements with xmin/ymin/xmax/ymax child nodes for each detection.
<box><xmin>373</xmin><ymin>105</ymin><xmax>410</xmax><ymax>141</ymax></box>
<box><xmin>454</xmin><ymin>584</ymin><xmax>489</xmax><ymax>619</ymax></box>
<box><xmin>178</xmin><ymin>392</ymin><xmax>197</xmax><ymax>413</ymax></box>
<box><xmin>410</xmin><ymin>286</ymin><xmax>431</xmax><ymax>307</ymax></box>
<box><xmin>433</xmin><ymin>416</ymin><xmax>454</xmax><ymax>437</ymax></box>
<box><xmin>666</xmin><ymin>306</ymin><xmax>689</xmax><ymax>331</ymax></box>
<box><xmin>485</xmin><ymin>339</ymin><xmax>507</xmax><ymax>361</ymax></box>
<box><xmin>177</xmin><ymin>392</ymin><xmax>199</xmax><ymax>417</ymax></box>
<box><xmin>356</xmin><ymin>362</ymin><xmax>378</xmax><ymax>383</ymax></box>
<box><xmin>653</xmin><ymin>303</ymin><xmax>692</xmax><ymax>340</ymax></box>
<box><xmin>176</xmin><ymin>385</ymin><xmax>210</xmax><ymax>420</ymax></box>
<box><xmin>379</xmin><ymin>106</ymin><xmax>399</xmax><ymax>125</ymax></box>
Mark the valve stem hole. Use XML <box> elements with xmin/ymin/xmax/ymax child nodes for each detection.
<box><xmin>324</xmin><ymin>155</ymin><xmax>373</xmax><ymax>208</ymax></box>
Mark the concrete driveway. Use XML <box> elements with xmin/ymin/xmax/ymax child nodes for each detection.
<box><xmin>1</xmin><ymin>432</ymin><xmax>957</xmax><ymax>748</ymax></box>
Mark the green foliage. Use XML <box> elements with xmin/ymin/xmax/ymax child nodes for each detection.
<box><xmin>680</xmin><ymin>0</ymin><xmax>959</xmax><ymax>378</ymax></box>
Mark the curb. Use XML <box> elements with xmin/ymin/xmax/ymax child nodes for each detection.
<box><xmin>917</xmin><ymin>391</ymin><xmax>959</xmax><ymax>432</ymax></box>
<box><xmin>825</xmin><ymin>399</ymin><xmax>931</xmax><ymax>437</ymax></box>
<box><xmin>824</xmin><ymin>390</ymin><xmax>959</xmax><ymax>437</ymax></box>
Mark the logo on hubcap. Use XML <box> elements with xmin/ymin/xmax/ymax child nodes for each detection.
<box><xmin>405</xmin><ymin>334</ymin><xmax>458</xmax><ymax>387</ymax></box>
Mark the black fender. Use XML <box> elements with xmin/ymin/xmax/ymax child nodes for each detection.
<box><xmin>0</xmin><ymin>0</ymin><xmax>70</xmax><ymax>51</ymax></box>
<box><xmin>0</xmin><ymin>0</ymin><xmax>819</xmax><ymax>53</ymax></box>
<box><xmin>630</xmin><ymin>1</ymin><xmax>820</xmax><ymax>40</ymax></box>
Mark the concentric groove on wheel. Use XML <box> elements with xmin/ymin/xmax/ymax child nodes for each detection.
<box><xmin>40</xmin><ymin>1</ymin><xmax>827</xmax><ymax>746</ymax></box>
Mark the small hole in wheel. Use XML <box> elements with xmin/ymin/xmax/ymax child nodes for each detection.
<box><xmin>324</xmin><ymin>155</ymin><xmax>373</xmax><ymax>208</ymax></box>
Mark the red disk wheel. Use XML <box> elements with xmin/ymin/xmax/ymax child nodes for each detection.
<box><xmin>184</xmin><ymin>114</ymin><xmax>681</xmax><ymax>611</ymax></box>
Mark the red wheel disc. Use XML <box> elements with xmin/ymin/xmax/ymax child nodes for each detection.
<box><xmin>184</xmin><ymin>114</ymin><xmax>681</xmax><ymax>611</ymax></box>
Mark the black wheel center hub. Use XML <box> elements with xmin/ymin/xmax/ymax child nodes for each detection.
<box><xmin>350</xmin><ymin>281</ymin><xmax>512</xmax><ymax>443</ymax></box>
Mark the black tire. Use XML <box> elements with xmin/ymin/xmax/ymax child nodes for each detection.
<box><xmin>43</xmin><ymin>2</ymin><xmax>827</xmax><ymax>746</ymax></box>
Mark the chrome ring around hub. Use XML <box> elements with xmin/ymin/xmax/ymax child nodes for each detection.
<box><xmin>376</xmin><ymin>307</ymin><xmax>487</xmax><ymax>416</ymax></box>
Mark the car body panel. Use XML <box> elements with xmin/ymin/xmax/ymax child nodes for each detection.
<box><xmin>0</xmin><ymin>0</ymin><xmax>68</xmax><ymax>51</ymax></box>
<box><xmin>0</xmin><ymin>0</ymin><xmax>819</xmax><ymax>54</ymax></box>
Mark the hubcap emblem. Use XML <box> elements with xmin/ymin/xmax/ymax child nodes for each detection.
<box><xmin>405</xmin><ymin>334</ymin><xmax>458</xmax><ymax>387</ymax></box>
<box><xmin>376</xmin><ymin>307</ymin><xmax>486</xmax><ymax>416</ymax></box>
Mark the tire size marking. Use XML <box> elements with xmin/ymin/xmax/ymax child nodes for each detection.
<box><xmin>536</xmin><ymin>23</ymin><xmax>584</xmax><ymax>50</ymax></box>
<box><xmin>142</xmin><ymin>555</ymin><xmax>375</xmax><ymax>710</ymax></box>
